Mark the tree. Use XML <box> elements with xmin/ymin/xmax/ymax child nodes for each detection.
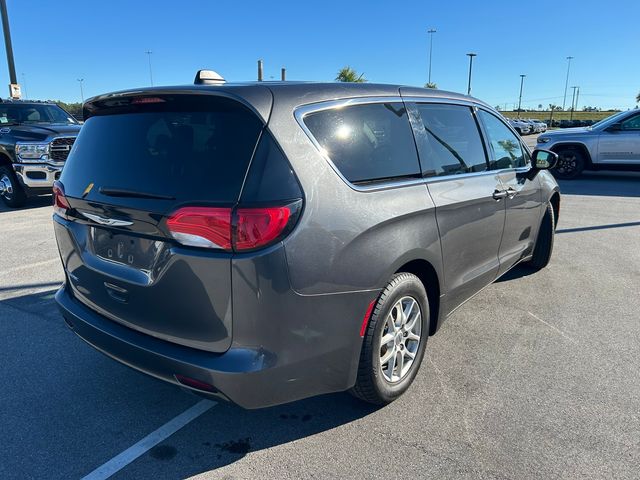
<box><xmin>47</xmin><ymin>100</ymin><xmax>83</xmax><ymax>118</ymax></box>
<box><xmin>335</xmin><ymin>66</ymin><xmax>366</xmax><ymax>83</ymax></box>
<box><xmin>495</xmin><ymin>105</ymin><xmax>502</xmax><ymax>111</ymax></box>
<box><xmin>424</xmin><ymin>82</ymin><xmax>437</xmax><ymax>89</ymax></box>
<box><xmin>637</xmin><ymin>91</ymin><xmax>640</xmax><ymax>103</ymax></box>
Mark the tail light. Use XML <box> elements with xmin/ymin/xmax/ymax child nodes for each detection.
<box><xmin>53</xmin><ymin>181</ymin><xmax>70</xmax><ymax>216</ymax></box>
<box><xmin>166</xmin><ymin>200</ymin><xmax>301</xmax><ymax>252</ymax></box>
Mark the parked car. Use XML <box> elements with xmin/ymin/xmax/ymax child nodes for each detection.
<box><xmin>0</xmin><ymin>99</ymin><xmax>81</xmax><ymax>208</ymax></box>
<box><xmin>537</xmin><ymin>109</ymin><xmax>640</xmax><ymax>178</ymax></box>
<box><xmin>53</xmin><ymin>73</ymin><xmax>560</xmax><ymax>408</ymax></box>
<box><xmin>527</xmin><ymin>119</ymin><xmax>547</xmax><ymax>133</ymax></box>
<box><xmin>508</xmin><ymin>118</ymin><xmax>531</xmax><ymax>135</ymax></box>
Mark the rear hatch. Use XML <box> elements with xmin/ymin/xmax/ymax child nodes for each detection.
<box><xmin>54</xmin><ymin>93</ymin><xmax>265</xmax><ymax>352</ymax></box>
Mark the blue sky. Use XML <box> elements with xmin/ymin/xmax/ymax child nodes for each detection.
<box><xmin>3</xmin><ymin>0</ymin><xmax>639</xmax><ymax>109</ymax></box>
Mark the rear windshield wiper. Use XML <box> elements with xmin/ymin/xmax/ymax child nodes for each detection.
<box><xmin>99</xmin><ymin>187</ymin><xmax>175</xmax><ymax>200</ymax></box>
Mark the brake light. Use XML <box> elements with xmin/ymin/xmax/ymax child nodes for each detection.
<box><xmin>166</xmin><ymin>202</ymin><xmax>299</xmax><ymax>252</ymax></box>
<box><xmin>52</xmin><ymin>181</ymin><xmax>70</xmax><ymax>216</ymax></box>
<box><xmin>166</xmin><ymin>207</ymin><xmax>232</xmax><ymax>250</ymax></box>
<box><xmin>131</xmin><ymin>96</ymin><xmax>166</xmax><ymax>105</ymax></box>
<box><xmin>236</xmin><ymin>207</ymin><xmax>291</xmax><ymax>250</ymax></box>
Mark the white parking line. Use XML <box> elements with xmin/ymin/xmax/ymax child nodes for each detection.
<box><xmin>82</xmin><ymin>399</ymin><xmax>216</xmax><ymax>480</ymax></box>
<box><xmin>527</xmin><ymin>311</ymin><xmax>576</xmax><ymax>343</ymax></box>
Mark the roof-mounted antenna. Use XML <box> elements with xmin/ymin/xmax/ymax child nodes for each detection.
<box><xmin>194</xmin><ymin>70</ymin><xmax>225</xmax><ymax>85</ymax></box>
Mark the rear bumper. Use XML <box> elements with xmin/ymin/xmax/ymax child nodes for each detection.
<box><xmin>56</xmin><ymin>283</ymin><xmax>369</xmax><ymax>409</ymax></box>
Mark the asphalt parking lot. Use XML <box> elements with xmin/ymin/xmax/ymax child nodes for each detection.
<box><xmin>1</xmin><ymin>169</ymin><xmax>639</xmax><ymax>479</ymax></box>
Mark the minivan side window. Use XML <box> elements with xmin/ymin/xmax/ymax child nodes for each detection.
<box><xmin>302</xmin><ymin>102</ymin><xmax>421</xmax><ymax>184</ymax></box>
<box><xmin>478</xmin><ymin>110</ymin><xmax>527</xmax><ymax>169</ymax></box>
<box><xmin>412</xmin><ymin>103</ymin><xmax>488</xmax><ymax>177</ymax></box>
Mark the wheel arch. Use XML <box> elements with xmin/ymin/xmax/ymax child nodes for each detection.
<box><xmin>550</xmin><ymin>142</ymin><xmax>593</xmax><ymax>167</ymax></box>
<box><xmin>394</xmin><ymin>258</ymin><xmax>441</xmax><ymax>336</ymax></box>
<box><xmin>0</xmin><ymin>151</ymin><xmax>12</xmax><ymax>166</ymax></box>
<box><xmin>549</xmin><ymin>191</ymin><xmax>560</xmax><ymax>228</ymax></box>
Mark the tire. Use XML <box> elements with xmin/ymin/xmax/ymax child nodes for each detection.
<box><xmin>0</xmin><ymin>165</ymin><xmax>27</xmax><ymax>208</ymax></box>
<box><xmin>553</xmin><ymin>147</ymin><xmax>585</xmax><ymax>179</ymax></box>
<box><xmin>350</xmin><ymin>273</ymin><xmax>429</xmax><ymax>405</ymax></box>
<box><xmin>523</xmin><ymin>202</ymin><xmax>555</xmax><ymax>271</ymax></box>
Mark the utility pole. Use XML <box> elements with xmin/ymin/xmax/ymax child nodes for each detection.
<box><xmin>0</xmin><ymin>0</ymin><xmax>19</xmax><ymax>98</ymax></box>
<box><xmin>77</xmin><ymin>78</ymin><xmax>84</xmax><ymax>103</ymax></box>
<box><xmin>562</xmin><ymin>56</ymin><xmax>574</xmax><ymax>111</ymax></box>
<box><xmin>145</xmin><ymin>50</ymin><xmax>153</xmax><ymax>86</ymax></box>
<box><xmin>570</xmin><ymin>86</ymin><xmax>578</xmax><ymax>121</ymax></box>
<box><xmin>281</xmin><ymin>67</ymin><xmax>286</xmax><ymax>81</ymax></box>
<box><xmin>517</xmin><ymin>74</ymin><xmax>526</xmax><ymax>118</ymax></box>
<box><xmin>575</xmin><ymin>87</ymin><xmax>580</xmax><ymax>113</ymax></box>
<box><xmin>257</xmin><ymin>59</ymin><xmax>263</xmax><ymax>81</ymax></box>
<box><xmin>427</xmin><ymin>28</ymin><xmax>436</xmax><ymax>84</ymax></box>
<box><xmin>466</xmin><ymin>53</ymin><xmax>476</xmax><ymax>96</ymax></box>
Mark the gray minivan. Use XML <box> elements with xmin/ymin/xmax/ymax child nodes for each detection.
<box><xmin>54</xmin><ymin>75</ymin><xmax>560</xmax><ymax>408</ymax></box>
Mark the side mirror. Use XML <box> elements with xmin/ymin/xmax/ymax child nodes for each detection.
<box><xmin>531</xmin><ymin>149</ymin><xmax>558</xmax><ymax>170</ymax></box>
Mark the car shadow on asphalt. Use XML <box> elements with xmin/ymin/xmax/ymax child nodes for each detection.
<box><xmin>558</xmin><ymin>173</ymin><xmax>640</xmax><ymax>197</ymax></box>
<box><xmin>0</xmin><ymin>194</ymin><xmax>52</xmax><ymax>213</ymax></box>
<box><xmin>0</xmin><ymin>288</ymin><xmax>381</xmax><ymax>478</ymax></box>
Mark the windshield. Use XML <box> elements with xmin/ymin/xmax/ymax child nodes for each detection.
<box><xmin>590</xmin><ymin>110</ymin><xmax>628</xmax><ymax>129</ymax></box>
<box><xmin>0</xmin><ymin>103</ymin><xmax>77</xmax><ymax>125</ymax></box>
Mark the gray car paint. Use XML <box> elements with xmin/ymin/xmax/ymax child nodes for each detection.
<box><xmin>55</xmin><ymin>82</ymin><xmax>560</xmax><ymax>408</ymax></box>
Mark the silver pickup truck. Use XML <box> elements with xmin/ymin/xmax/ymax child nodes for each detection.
<box><xmin>536</xmin><ymin>109</ymin><xmax>640</xmax><ymax>178</ymax></box>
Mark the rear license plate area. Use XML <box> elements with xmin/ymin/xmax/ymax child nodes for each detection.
<box><xmin>90</xmin><ymin>227</ymin><xmax>163</xmax><ymax>271</ymax></box>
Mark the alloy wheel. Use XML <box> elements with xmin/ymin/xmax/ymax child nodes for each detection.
<box><xmin>379</xmin><ymin>296</ymin><xmax>422</xmax><ymax>383</ymax></box>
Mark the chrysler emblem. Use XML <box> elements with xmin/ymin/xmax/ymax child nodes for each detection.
<box><xmin>79</xmin><ymin>211</ymin><xmax>133</xmax><ymax>227</ymax></box>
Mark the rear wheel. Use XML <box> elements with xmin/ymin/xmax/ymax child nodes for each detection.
<box><xmin>523</xmin><ymin>202</ymin><xmax>555</xmax><ymax>271</ymax></box>
<box><xmin>553</xmin><ymin>147</ymin><xmax>585</xmax><ymax>179</ymax></box>
<box><xmin>351</xmin><ymin>273</ymin><xmax>429</xmax><ymax>405</ymax></box>
<box><xmin>0</xmin><ymin>165</ymin><xmax>27</xmax><ymax>208</ymax></box>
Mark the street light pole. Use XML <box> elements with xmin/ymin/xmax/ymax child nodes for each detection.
<box><xmin>77</xmin><ymin>78</ymin><xmax>84</xmax><ymax>103</ymax></box>
<box><xmin>517</xmin><ymin>74</ymin><xmax>526</xmax><ymax>118</ymax></box>
<box><xmin>427</xmin><ymin>28</ymin><xmax>436</xmax><ymax>84</ymax></box>
<box><xmin>466</xmin><ymin>53</ymin><xmax>476</xmax><ymax>96</ymax></box>
<box><xmin>562</xmin><ymin>56</ymin><xmax>574</xmax><ymax>111</ymax></box>
<box><xmin>570</xmin><ymin>86</ymin><xmax>578</xmax><ymax>121</ymax></box>
<box><xmin>145</xmin><ymin>50</ymin><xmax>154</xmax><ymax>86</ymax></box>
<box><xmin>0</xmin><ymin>0</ymin><xmax>19</xmax><ymax>98</ymax></box>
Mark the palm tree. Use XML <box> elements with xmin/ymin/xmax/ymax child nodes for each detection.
<box><xmin>636</xmin><ymin>92</ymin><xmax>640</xmax><ymax>103</ymax></box>
<box><xmin>424</xmin><ymin>82</ymin><xmax>437</xmax><ymax>89</ymax></box>
<box><xmin>335</xmin><ymin>66</ymin><xmax>366</xmax><ymax>83</ymax></box>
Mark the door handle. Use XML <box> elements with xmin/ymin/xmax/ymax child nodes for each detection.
<box><xmin>492</xmin><ymin>189</ymin><xmax>508</xmax><ymax>200</ymax></box>
<box><xmin>506</xmin><ymin>187</ymin><xmax>518</xmax><ymax>199</ymax></box>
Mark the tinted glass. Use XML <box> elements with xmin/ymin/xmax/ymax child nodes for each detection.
<box><xmin>478</xmin><ymin>110</ymin><xmax>527</xmax><ymax>169</ymax></box>
<box><xmin>303</xmin><ymin>102</ymin><xmax>420</xmax><ymax>184</ymax></box>
<box><xmin>240</xmin><ymin>130</ymin><xmax>302</xmax><ymax>202</ymax></box>
<box><xmin>621</xmin><ymin>114</ymin><xmax>640</xmax><ymax>130</ymax></box>
<box><xmin>61</xmin><ymin>96</ymin><xmax>263</xmax><ymax>207</ymax></box>
<box><xmin>413</xmin><ymin>104</ymin><xmax>487</xmax><ymax>176</ymax></box>
<box><xmin>0</xmin><ymin>103</ymin><xmax>77</xmax><ymax>125</ymax></box>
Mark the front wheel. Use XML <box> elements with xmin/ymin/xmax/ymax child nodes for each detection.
<box><xmin>553</xmin><ymin>148</ymin><xmax>585</xmax><ymax>179</ymax></box>
<box><xmin>0</xmin><ymin>165</ymin><xmax>27</xmax><ymax>208</ymax></box>
<box><xmin>350</xmin><ymin>273</ymin><xmax>429</xmax><ymax>405</ymax></box>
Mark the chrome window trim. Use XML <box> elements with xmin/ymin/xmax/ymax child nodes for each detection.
<box><xmin>294</xmin><ymin>96</ymin><xmax>530</xmax><ymax>192</ymax></box>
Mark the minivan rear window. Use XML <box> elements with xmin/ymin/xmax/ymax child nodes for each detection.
<box><xmin>61</xmin><ymin>95</ymin><xmax>263</xmax><ymax>207</ymax></box>
<box><xmin>302</xmin><ymin>102</ymin><xmax>421</xmax><ymax>184</ymax></box>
